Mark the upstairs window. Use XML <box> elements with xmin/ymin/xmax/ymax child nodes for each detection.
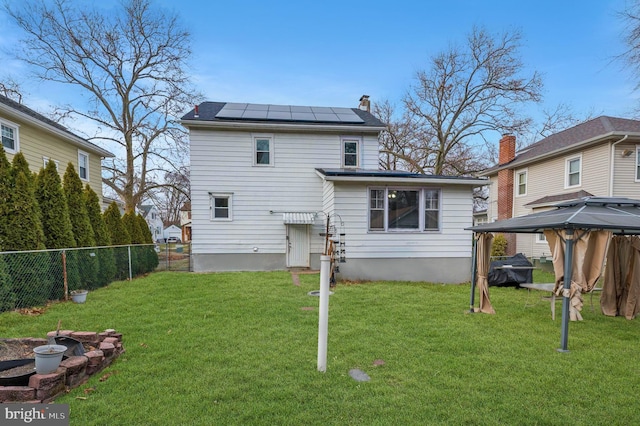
<box><xmin>516</xmin><ymin>170</ymin><xmax>527</xmax><ymax>196</ymax></box>
<box><xmin>78</xmin><ymin>151</ymin><xmax>89</xmax><ymax>181</ymax></box>
<box><xmin>43</xmin><ymin>157</ymin><xmax>60</xmax><ymax>171</ymax></box>
<box><xmin>210</xmin><ymin>193</ymin><xmax>232</xmax><ymax>220</ymax></box>
<box><xmin>1</xmin><ymin>121</ymin><xmax>18</xmax><ymax>153</ymax></box>
<box><xmin>342</xmin><ymin>138</ymin><xmax>360</xmax><ymax>168</ymax></box>
<box><xmin>253</xmin><ymin>135</ymin><xmax>273</xmax><ymax>166</ymax></box>
<box><xmin>565</xmin><ymin>155</ymin><xmax>581</xmax><ymax>188</ymax></box>
<box><xmin>636</xmin><ymin>146</ymin><xmax>640</xmax><ymax>181</ymax></box>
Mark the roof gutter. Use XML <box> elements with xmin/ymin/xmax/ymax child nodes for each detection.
<box><xmin>315</xmin><ymin>170</ymin><xmax>486</xmax><ymax>186</ymax></box>
<box><xmin>479</xmin><ymin>131</ymin><xmax>640</xmax><ymax>177</ymax></box>
<box><xmin>609</xmin><ymin>134</ymin><xmax>629</xmax><ymax>196</ymax></box>
<box><xmin>180</xmin><ymin>118</ymin><xmax>386</xmax><ymax>133</ymax></box>
<box><xmin>0</xmin><ymin>103</ymin><xmax>114</xmax><ymax>158</ymax></box>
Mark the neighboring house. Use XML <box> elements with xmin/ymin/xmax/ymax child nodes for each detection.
<box><xmin>140</xmin><ymin>204</ymin><xmax>163</xmax><ymax>242</ymax></box>
<box><xmin>0</xmin><ymin>94</ymin><xmax>114</xmax><ymax>198</ymax></box>
<box><xmin>163</xmin><ymin>224</ymin><xmax>182</xmax><ymax>242</ymax></box>
<box><xmin>180</xmin><ymin>201</ymin><xmax>192</xmax><ymax>242</ymax></box>
<box><xmin>180</xmin><ymin>98</ymin><xmax>484</xmax><ymax>282</ymax></box>
<box><xmin>481</xmin><ymin>116</ymin><xmax>640</xmax><ymax>259</ymax></box>
<box><xmin>102</xmin><ymin>196</ymin><xmax>125</xmax><ymax>214</ymax></box>
<box><xmin>473</xmin><ymin>208</ymin><xmax>488</xmax><ymax>226</ymax></box>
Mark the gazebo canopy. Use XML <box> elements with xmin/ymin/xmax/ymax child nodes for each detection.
<box><xmin>467</xmin><ymin>197</ymin><xmax>640</xmax><ymax>235</ymax></box>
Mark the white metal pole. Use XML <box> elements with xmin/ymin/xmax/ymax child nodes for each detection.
<box><xmin>317</xmin><ymin>255</ymin><xmax>331</xmax><ymax>372</ymax></box>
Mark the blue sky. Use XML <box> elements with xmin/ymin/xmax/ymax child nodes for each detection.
<box><xmin>1</xmin><ymin>0</ymin><xmax>637</xmax><ymax>123</ymax></box>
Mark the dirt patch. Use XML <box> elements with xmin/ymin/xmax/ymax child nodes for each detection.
<box><xmin>0</xmin><ymin>341</ymin><xmax>38</xmax><ymax>361</ymax></box>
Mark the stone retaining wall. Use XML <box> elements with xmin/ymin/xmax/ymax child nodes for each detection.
<box><xmin>0</xmin><ymin>329</ymin><xmax>124</xmax><ymax>403</ymax></box>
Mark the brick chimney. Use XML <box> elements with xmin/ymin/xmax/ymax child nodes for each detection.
<box><xmin>497</xmin><ymin>134</ymin><xmax>516</xmax><ymax>255</ymax></box>
<box><xmin>358</xmin><ymin>95</ymin><xmax>370</xmax><ymax>112</ymax></box>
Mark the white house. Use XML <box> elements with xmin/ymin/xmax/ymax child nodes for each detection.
<box><xmin>163</xmin><ymin>224</ymin><xmax>182</xmax><ymax>242</ymax></box>
<box><xmin>140</xmin><ymin>204</ymin><xmax>163</xmax><ymax>242</ymax></box>
<box><xmin>181</xmin><ymin>98</ymin><xmax>484</xmax><ymax>282</ymax></box>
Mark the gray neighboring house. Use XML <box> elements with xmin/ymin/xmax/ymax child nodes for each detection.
<box><xmin>481</xmin><ymin>116</ymin><xmax>640</xmax><ymax>259</ymax></box>
<box><xmin>181</xmin><ymin>98</ymin><xmax>485</xmax><ymax>282</ymax></box>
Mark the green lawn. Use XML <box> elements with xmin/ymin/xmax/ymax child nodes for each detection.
<box><xmin>1</xmin><ymin>271</ymin><xmax>639</xmax><ymax>425</ymax></box>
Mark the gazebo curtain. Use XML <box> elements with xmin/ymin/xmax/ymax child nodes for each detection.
<box><xmin>475</xmin><ymin>233</ymin><xmax>495</xmax><ymax>314</ymax></box>
<box><xmin>601</xmin><ymin>236</ymin><xmax>640</xmax><ymax>319</ymax></box>
<box><xmin>544</xmin><ymin>229</ymin><xmax>612</xmax><ymax>321</ymax></box>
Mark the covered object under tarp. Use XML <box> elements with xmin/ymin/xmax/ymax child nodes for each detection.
<box><xmin>488</xmin><ymin>253</ymin><xmax>533</xmax><ymax>287</ymax></box>
<box><xmin>466</xmin><ymin>197</ymin><xmax>640</xmax><ymax>351</ymax></box>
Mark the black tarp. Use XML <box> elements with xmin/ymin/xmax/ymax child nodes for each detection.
<box><xmin>488</xmin><ymin>253</ymin><xmax>533</xmax><ymax>287</ymax></box>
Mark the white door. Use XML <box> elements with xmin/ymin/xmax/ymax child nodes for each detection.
<box><xmin>287</xmin><ymin>225</ymin><xmax>310</xmax><ymax>267</ymax></box>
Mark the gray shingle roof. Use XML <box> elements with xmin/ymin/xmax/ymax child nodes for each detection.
<box><xmin>524</xmin><ymin>190</ymin><xmax>594</xmax><ymax>207</ymax></box>
<box><xmin>482</xmin><ymin>116</ymin><xmax>640</xmax><ymax>175</ymax></box>
<box><xmin>181</xmin><ymin>101</ymin><xmax>386</xmax><ymax>128</ymax></box>
<box><xmin>0</xmin><ymin>94</ymin><xmax>114</xmax><ymax>157</ymax></box>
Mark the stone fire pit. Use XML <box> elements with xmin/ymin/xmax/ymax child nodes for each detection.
<box><xmin>0</xmin><ymin>329</ymin><xmax>124</xmax><ymax>403</ymax></box>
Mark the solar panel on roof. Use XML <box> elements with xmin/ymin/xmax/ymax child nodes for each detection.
<box><xmin>215</xmin><ymin>103</ymin><xmax>364</xmax><ymax>123</ymax></box>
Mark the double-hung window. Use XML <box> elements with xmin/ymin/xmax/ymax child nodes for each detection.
<box><xmin>368</xmin><ymin>187</ymin><xmax>441</xmax><ymax>232</ymax></box>
<box><xmin>253</xmin><ymin>135</ymin><xmax>273</xmax><ymax>166</ymax></box>
<box><xmin>1</xmin><ymin>120</ymin><xmax>19</xmax><ymax>153</ymax></box>
<box><xmin>565</xmin><ymin>155</ymin><xmax>581</xmax><ymax>188</ymax></box>
<box><xmin>636</xmin><ymin>146</ymin><xmax>640</xmax><ymax>181</ymax></box>
<box><xmin>43</xmin><ymin>157</ymin><xmax>60</xmax><ymax>171</ymax></box>
<box><xmin>78</xmin><ymin>151</ymin><xmax>89</xmax><ymax>181</ymax></box>
<box><xmin>210</xmin><ymin>193</ymin><xmax>232</xmax><ymax>220</ymax></box>
<box><xmin>516</xmin><ymin>170</ymin><xmax>527</xmax><ymax>196</ymax></box>
<box><xmin>342</xmin><ymin>137</ymin><xmax>360</xmax><ymax>168</ymax></box>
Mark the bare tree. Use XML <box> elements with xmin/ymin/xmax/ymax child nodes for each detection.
<box><xmin>620</xmin><ymin>1</ymin><xmax>640</xmax><ymax>89</ymax></box>
<box><xmin>403</xmin><ymin>27</ymin><xmax>543</xmax><ymax>176</ymax></box>
<box><xmin>4</xmin><ymin>0</ymin><xmax>201</xmax><ymax>212</ymax></box>
<box><xmin>0</xmin><ymin>77</ymin><xmax>23</xmax><ymax>103</ymax></box>
<box><xmin>146</xmin><ymin>166</ymin><xmax>190</xmax><ymax>225</ymax></box>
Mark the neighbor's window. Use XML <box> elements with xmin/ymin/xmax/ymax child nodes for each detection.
<box><xmin>342</xmin><ymin>138</ymin><xmax>360</xmax><ymax>168</ymax></box>
<box><xmin>78</xmin><ymin>151</ymin><xmax>89</xmax><ymax>180</ymax></box>
<box><xmin>636</xmin><ymin>146</ymin><xmax>640</xmax><ymax>181</ymax></box>
<box><xmin>516</xmin><ymin>170</ymin><xmax>527</xmax><ymax>196</ymax></box>
<box><xmin>565</xmin><ymin>155</ymin><xmax>581</xmax><ymax>188</ymax></box>
<box><xmin>537</xmin><ymin>233</ymin><xmax>547</xmax><ymax>243</ymax></box>
<box><xmin>42</xmin><ymin>157</ymin><xmax>60</xmax><ymax>171</ymax></box>
<box><xmin>369</xmin><ymin>187</ymin><xmax>441</xmax><ymax>232</ymax></box>
<box><xmin>210</xmin><ymin>193</ymin><xmax>232</xmax><ymax>220</ymax></box>
<box><xmin>254</xmin><ymin>137</ymin><xmax>272</xmax><ymax>166</ymax></box>
<box><xmin>1</xmin><ymin>121</ymin><xmax>18</xmax><ymax>153</ymax></box>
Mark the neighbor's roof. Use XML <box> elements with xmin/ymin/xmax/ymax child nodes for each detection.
<box><xmin>0</xmin><ymin>94</ymin><xmax>114</xmax><ymax>158</ymax></box>
<box><xmin>481</xmin><ymin>116</ymin><xmax>640</xmax><ymax>176</ymax></box>
<box><xmin>316</xmin><ymin>168</ymin><xmax>486</xmax><ymax>186</ymax></box>
<box><xmin>524</xmin><ymin>190</ymin><xmax>594</xmax><ymax>208</ymax></box>
<box><xmin>181</xmin><ymin>101</ymin><xmax>386</xmax><ymax>131</ymax></box>
<box><xmin>467</xmin><ymin>197</ymin><xmax>640</xmax><ymax>234</ymax></box>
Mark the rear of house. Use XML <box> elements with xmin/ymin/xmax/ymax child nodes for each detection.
<box><xmin>182</xmin><ymin>99</ymin><xmax>483</xmax><ymax>282</ymax></box>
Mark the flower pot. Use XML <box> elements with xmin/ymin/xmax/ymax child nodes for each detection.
<box><xmin>71</xmin><ymin>290</ymin><xmax>88</xmax><ymax>303</ymax></box>
<box><xmin>33</xmin><ymin>345</ymin><xmax>67</xmax><ymax>374</ymax></box>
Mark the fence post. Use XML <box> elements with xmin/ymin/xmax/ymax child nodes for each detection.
<box><xmin>165</xmin><ymin>243</ymin><xmax>169</xmax><ymax>271</ymax></box>
<box><xmin>127</xmin><ymin>245</ymin><xmax>133</xmax><ymax>281</ymax></box>
<box><xmin>62</xmin><ymin>250</ymin><xmax>69</xmax><ymax>301</ymax></box>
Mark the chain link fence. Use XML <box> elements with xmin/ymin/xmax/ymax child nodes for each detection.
<box><xmin>0</xmin><ymin>244</ymin><xmax>159</xmax><ymax>313</ymax></box>
<box><xmin>156</xmin><ymin>242</ymin><xmax>191</xmax><ymax>272</ymax></box>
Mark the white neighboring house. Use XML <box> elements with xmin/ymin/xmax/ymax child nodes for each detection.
<box><xmin>181</xmin><ymin>98</ymin><xmax>485</xmax><ymax>282</ymax></box>
<box><xmin>140</xmin><ymin>204</ymin><xmax>163</xmax><ymax>242</ymax></box>
<box><xmin>163</xmin><ymin>224</ymin><xmax>182</xmax><ymax>242</ymax></box>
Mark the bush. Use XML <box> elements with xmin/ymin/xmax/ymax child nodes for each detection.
<box><xmin>104</xmin><ymin>203</ymin><xmax>131</xmax><ymax>279</ymax></box>
<box><xmin>85</xmin><ymin>185</ymin><xmax>116</xmax><ymax>287</ymax></box>
<box><xmin>491</xmin><ymin>234</ymin><xmax>508</xmax><ymax>257</ymax></box>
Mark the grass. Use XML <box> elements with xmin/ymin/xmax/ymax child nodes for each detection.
<box><xmin>2</xmin><ymin>271</ymin><xmax>640</xmax><ymax>425</ymax></box>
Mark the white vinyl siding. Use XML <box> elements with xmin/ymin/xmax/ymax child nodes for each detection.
<box><xmin>1</xmin><ymin>120</ymin><xmax>19</xmax><ymax>153</ymax></box>
<box><xmin>190</xmin><ymin>130</ymin><xmax>379</xmax><ymax>256</ymax></box>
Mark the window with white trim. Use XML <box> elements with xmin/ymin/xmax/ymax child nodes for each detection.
<box><xmin>78</xmin><ymin>151</ymin><xmax>89</xmax><ymax>181</ymax></box>
<box><xmin>210</xmin><ymin>193</ymin><xmax>232</xmax><ymax>220</ymax></box>
<box><xmin>565</xmin><ymin>155</ymin><xmax>581</xmax><ymax>188</ymax></box>
<box><xmin>516</xmin><ymin>170</ymin><xmax>527</xmax><ymax>196</ymax></box>
<box><xmin>253</xmin><ymin>135</ymin><xmax>273</xmax><ymax>166</ymax></box>
<box><xmin>636</xmin><ymin>146</ymin><xmax>640</xmax><ymax>181</ymax></box>
<box><xmin>1</xmin><ymin>120</ymin><xmax>19</xmax><ymax>153</ymax></box>
<box><xmin>368</xmin><ymin>187</ymin><xmax>441</xmax><ymax>232</ymax></box>
<box><xmin>536</xmin><ymin>233</ymin><xmax>547</xmax><ymax>243</ymax></box>
<box><xmin>342</xmin><ymin>137</ymin><xmax>360</xmax><ymax>168</ymax></box>
<box><xmin>42</xmin><ymin>157</ymin><xmax>60</xmax><ymax>171</ymax></box>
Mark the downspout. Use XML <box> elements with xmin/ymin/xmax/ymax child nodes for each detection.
<box><xmin>609</xmin><ymin>135</ymin><xmax>629</xmax><ymax>196</ymax></box>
